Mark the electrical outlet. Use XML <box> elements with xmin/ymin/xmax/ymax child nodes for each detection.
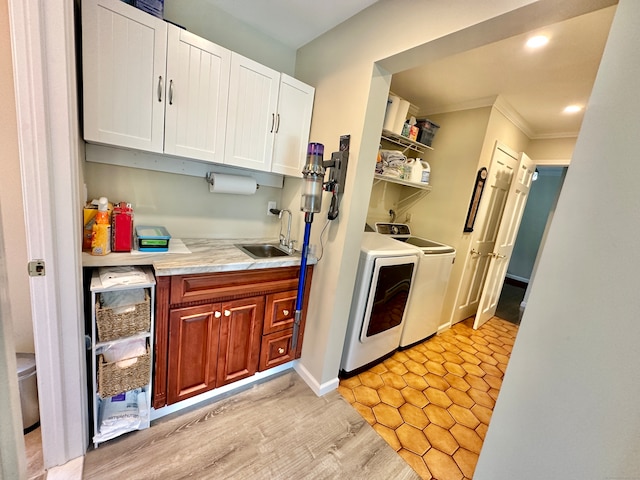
<box><xmin>267</xmin><ymin>201</ymin><xmax>277</xmax><ymax>216</ymax></box>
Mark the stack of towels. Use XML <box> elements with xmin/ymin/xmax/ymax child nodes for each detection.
<box><xmin>377</xmin><ymin>149</ymin><xmax>408</xmax><ymax>178</ymax></box>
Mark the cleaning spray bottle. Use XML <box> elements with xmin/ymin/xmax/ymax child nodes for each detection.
<box><xmin>91</xmin><ymin>197</ymin><xmax>111</xmax><ymax>256</ymax></box>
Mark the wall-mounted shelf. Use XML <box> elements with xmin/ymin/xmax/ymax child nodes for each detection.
<box><xmin>381</xmin><ymin>129</ymin><xmax>433</xmax><ymax>155</ymax></box>
<box><xmin>374</xmin><ymin>174</ymin><xmax>432</xmax><ymax>191</ymax></box>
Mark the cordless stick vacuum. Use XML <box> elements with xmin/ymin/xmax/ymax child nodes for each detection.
<box><xmin>292</xmin><ymin>136</ymin><xmax>350</xmax><ymax>351</ymax></box>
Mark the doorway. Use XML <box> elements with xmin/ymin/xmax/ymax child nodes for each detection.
<box><xmin>496</xmin><ymin>165</ymin><xmax>568</xmax><ymax>325</ymax></box>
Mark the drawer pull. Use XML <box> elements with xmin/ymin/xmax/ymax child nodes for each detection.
<box><xmin>278</xmin><ymin>347</ymin><xmax>285</xmax><ymax>354</ymax></box>
<box><xmin>282</xmin><ymin>309</ymin><xmax>289</xmax><ymax>316</ymax></box>
<box><xmin>214</xmin><ymin>311</ymin><xmax>221</xmax><ymax>318</ymax></box>
<box><xmin>224</xmin><ymin>310</ymin><xmax>231</xmax><ymax>317</ymax></box>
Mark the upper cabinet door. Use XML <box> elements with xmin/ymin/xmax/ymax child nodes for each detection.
<box><xmin>164</xmin><ymin>25</ymin><xmax>231</xmax><ymax>163</ymax></box>
<box><xmin>271</xmin><ymin>74</ymin><xmax>315</xmax><ymax>177</ymax></box>
<box><xmin>224</xmin><ymin>53</ymin><xmax>280</xmax><ymax>172</ymax></box>
<box><xmin>82</xmin><ymin>0</ymin><xmax>167</xmax><ymax>153</ymax></box>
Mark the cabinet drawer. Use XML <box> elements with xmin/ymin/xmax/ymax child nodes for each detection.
<box><xmin>263</xmin><ymin>290</ymin><xmax>296</xmax><ymax>335</ymax></box>
<box><xmin>170</xmin><ymin>267</ymin><xmax>300</xmax><ymax>305</ymax></box>
<box><xmin>259</xmin><ymin>329</ymin><xmax>295</xmax><ymax>371</ymax></box>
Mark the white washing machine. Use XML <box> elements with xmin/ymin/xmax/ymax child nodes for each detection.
<box><xmin>376</xmin><ymin>223</ymin><xmax>456</xmax><ymax>348</ymax></box>
<box><xmin>340</xmin><ymin>232</ymin><xmax>419</xmax><ymax>376</ymax></box>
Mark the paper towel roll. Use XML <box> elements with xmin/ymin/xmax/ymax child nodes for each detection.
<box><xmin>208</xmin><ymin>173</ymin><xmax>257</xmax><ymax>195</ymax></box>
<box><xmin>393</xmin><ymin>99</ymin><xmax>411</xmax><ymax>134</ymax></box>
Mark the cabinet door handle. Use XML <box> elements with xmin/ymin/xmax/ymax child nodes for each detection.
<box><xmin>275</xmin><ymin>113</ymin><xmax>280</xmax><ymax>133</ymax></box>
<box><xmin>169</xmin><ymin>79</ymin><xmax>174</xmax><ymax>105</ymax></box>
<box><xmin>214</xmin><ymin>311</ymin><xmax>221</xmax><ymax>318</ymax></box>
<box><xmin>278</xmin><ymin>347</ymin><xmax>285</xmax><ymax>354</ymax></box>
<box><xmin>224</xmin><ymin>310</ymin><xmax>231</xmax><ymax>317</ymax></box>
<box><xmin>270</xmin><ymin>113</ymin><xmax>275</xmax><ymax>133</ymax></box>
<box><xmin>157</xmin><ymin>76</ymin><xmax>163</xmax><ymax>102</ymax></box>
<box><xmin>282</xmin><ymin>309</ymin><xmax>289</xmax><ymax>316</ymax></box>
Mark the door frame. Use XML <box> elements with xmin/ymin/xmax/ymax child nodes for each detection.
<box><xmin>8</xmin><ymin>0</ymin><xmax>87</xmax><ymax>467</ymax></box>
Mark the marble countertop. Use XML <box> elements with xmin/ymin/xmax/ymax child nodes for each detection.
<box><xmin>82</xmin><ymin>238</ymin><xmax>316</xmax><ymax>276</ymax></box>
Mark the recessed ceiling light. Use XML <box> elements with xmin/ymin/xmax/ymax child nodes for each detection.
<box><xmin>526</xmin><ymin>35</ymin><xmax>549</xmax><ymax>48</ymax></box>
<box><xmin>563</xmin><ymin>105</ymin><xmax>582</xmax><ymax>114</ymax></box>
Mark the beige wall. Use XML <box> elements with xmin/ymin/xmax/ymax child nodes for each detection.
<box><xmin>84</xmin><ymin>161</ymin><xmax>283</xmax><ymax>239</ymax></box>
<box><xmin>475</xmin><ymin>1</ymin><xmax>640</xmax><ymax>476</ymax></box>
<box><xmin>527</xmin><ymin>136</ymin><xmax>577</xmax><ymax>162</ymax></box>
<box><xmin>0</xmin><ymin>0</ymin><xmax>33</xmax><ymax>353</ymax></box>
<box><xmin>164</xmin><ymin>0</ymin><xmax>296</xmax><ymax>75</ymax></box>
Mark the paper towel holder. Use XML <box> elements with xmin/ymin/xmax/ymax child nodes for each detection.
<box><xmin>205</xmin><ymin>172</ymin><xmax>260</xmax><ymax>193</ymax></box>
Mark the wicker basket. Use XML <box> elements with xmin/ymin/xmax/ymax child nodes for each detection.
<box><xmin>96</xmin><ymin>291</ymin><xmax>150</xmax><ymax>342</ymax></box>
<box><xmin>98</xmin><ymin>347</ymin><xmax>150</xmax><ymax>398</ymax></box>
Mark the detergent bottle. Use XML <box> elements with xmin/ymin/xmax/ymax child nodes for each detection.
<box><xmin>91</xmin><ymin>197</ymin><xmax>111</xmax><ymax>255</ymax></box>
<box><xmin>410</xmin><ymin>159</ymin><xmax>431</xmax><ymax>184</ymax></box>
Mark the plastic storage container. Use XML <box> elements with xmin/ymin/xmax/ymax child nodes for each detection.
<box><xmin>134</xmin><ymin>226</ymin><xmax>171</xmax><ymax>252</ymax></box>
<box><xmin>16</xmin><ymin>353</ymin><xmax>39</xmax><ymax>431</ymax></box>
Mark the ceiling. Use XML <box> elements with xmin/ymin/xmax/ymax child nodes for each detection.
<box><xmin>203</xmin><ymin>0</ymin><xmax>380</xmax><ymax>50</ymax></box>
<box><xmin>205</xmin><ymin>1</ymin><xmax>616</xmax><ymax>139</ymax></box>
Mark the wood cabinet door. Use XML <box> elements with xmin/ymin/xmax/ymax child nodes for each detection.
<box><xmin>164</xmin><ymin>24</ymin><xmax>231</xmax><ymax>162</ymax></box>
<box><xmin>82</xmin><ymin>0</ymin><xmax>167</xmax><ymax>152</ymax></box>
<box><xmin>167</xmin><ymin>303</ymin><xmax>220</xmax><ymax>405</ymax></box>
<box><xmin>224</xmin><ymin>53</ymin><xmax>279</xmax><ymax>172</ymax></box>
<box><xmin>217</xmin><ymin>296</ymin><xmax>265</xmax><ymax>387</ymax></box>
<box><xmin>271</xmin><ymin>74</ymin><xmax>315</xmax><ymax>178</ymax></box>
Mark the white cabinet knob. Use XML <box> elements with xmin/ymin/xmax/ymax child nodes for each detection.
<box><xmin>214</xmin><ymin>311</ymin><xmax>221</xmax><ymax>318</ymax></box>
<box><xmin>278</xmin><ymin>347</ymin><xmax>285</xmax><ymax>354</ymax></box>
<box><xmin>283</xmin><ymin>309</ymin><xmax>289</xmax><ymax>316</ymax></box>
<box><xmin>224</xmin><ymin>310</ymin><xmax>231</xmax><ymax>317</ymax></box>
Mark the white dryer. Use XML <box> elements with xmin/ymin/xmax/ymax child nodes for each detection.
<box><xmin>340</xmin><ymin>232</ymin><xmax>419</xmax><ymax>376</ymax></box>
<box><xmin>376</xmin><ymin>223</ymin><xmax>456</xmax><ymax>348</ymax></box>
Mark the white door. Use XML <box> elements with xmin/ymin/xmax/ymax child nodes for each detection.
<box><xmin>224</xmin><ymin>53</ymin><xmax>280</xmax><ymax>171</ymax></box>
<box><xmin>271</xmin><ymin>74</ymin><xmax>315</xmax><ymax>177</ymax></box>
<box><xmin>452</xmin><ymin>143</ymin><xmax>519</xmax><ymax>323</ymax></box>
<box><xmin>82</xmin><ymin>0</ymin><xmax>167</xmax><ymax>152</ymax></box>
<box><xmin>164</xmin><ymin>25</ymin><xmax>231</xmax><ymax>162</ymax></box>
<box><xmin>473</xmin><ymin>152</ymin><xmax>535</xmax><ymax>329</ymax></box>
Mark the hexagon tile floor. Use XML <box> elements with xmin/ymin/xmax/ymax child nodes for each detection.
<box><xmin>338</xmin><ymin>317</ymin><xmax>518</xmax><ymax>480</ymax></box>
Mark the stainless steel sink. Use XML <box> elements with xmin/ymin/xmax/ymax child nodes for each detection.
<box><xmin>236</xmin><ymin>243</ymin><xmax>291</xmax><ymax>259</ymax></box>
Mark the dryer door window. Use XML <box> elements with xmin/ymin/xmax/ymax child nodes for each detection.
<box><xmin>361</xmin><ymin>257</ymin><xmax>415</xmax><ymax>341</ymax></box>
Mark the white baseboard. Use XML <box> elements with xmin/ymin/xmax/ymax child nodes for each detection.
<box><xmin>150</xmin><ymin>361</ymin><xmax>295</xmax><ymax>421</ymax></box>
<box><xmin>294</xmin><ymin>362</ymin><xmax>339</xmax><ymax>397</ymax></box>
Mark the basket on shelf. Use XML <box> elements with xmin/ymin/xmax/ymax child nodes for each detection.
<box><xmin>98</xmin><ymin>347</ymin><xmax>150</xmax><ymax>398</ymax></box>
<box><xmin>95</xmin><ymin>291</ymin><xmax>150</xmax><ymax>342</ymax></box>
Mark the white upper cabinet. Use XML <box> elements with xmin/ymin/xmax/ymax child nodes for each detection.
<box><xmin>82</xmin><ymin>0</ymin><xmax>314</xmax><ymax>177</ymax></box>
<box><xmin>164</xmin><ymin>25</ymin><xmax>231</xmax><ymax>163</ymax></box>
<box><xmin>225</xmin><ymin>54</ymin><xmax>280</xmax><ymax>172</ymax></box>
<box><xmin>225</xmin><ymin>55</ymin><xmax>315</xmax><ymax>174</ymax></box>
<box><xmin>82</xmin><ymin>0</ymin><xmax>167</xmax><ymax>153</ymax></box>
<box><xmin>271</xmin><ymin>74</ymin><xmax>315</xmax><ymax>177</ymax></box>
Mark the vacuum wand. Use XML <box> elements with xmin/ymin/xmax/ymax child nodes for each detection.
<box><xmin>292</xmin><ymin>137</ymin><xmax>349</xmax><ymax>352</ymax></box>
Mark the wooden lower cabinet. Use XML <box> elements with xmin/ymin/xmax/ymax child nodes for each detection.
<box><xmin>154</xmin><ymin>266</ymin><xmax>312</xmax><ymax>408</ymax></box>
<box><xmin>259</xmin><ymin>329</ymin><xmax>295</xmax><ymax>371</ymax></box>
<box><xmin>167</xmin><ymin>304</ymin><xmax>220</xmax><ymax>405</ymax></box>
<box><xmin>217</xmin><ymin>296</ymin><xmax>264</xmax><ymax>387</ymax></box>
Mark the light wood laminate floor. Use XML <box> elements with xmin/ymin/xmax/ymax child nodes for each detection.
<box><xmin>338</xmin><ymin>317</ymin><xmax>518</xmax><ymax>480</ymax></box>
<box><xmin>83</xmin><ymin>370</ymin><xmax>419</xmax><ymax>479</ymax></box>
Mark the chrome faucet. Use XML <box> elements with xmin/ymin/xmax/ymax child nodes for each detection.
<box><xmin>271</xmin><ymin>208</ymin><xmax>295</xmax><ymax>253</ymax></box>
